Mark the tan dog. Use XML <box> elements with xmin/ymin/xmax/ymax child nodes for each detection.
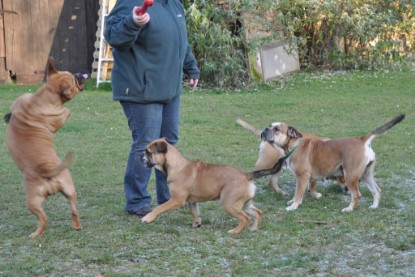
<box><xmin>140</xmin><ymin>138</ymin><xmax>289</xmax><ymax>234</ymax></box>
<box><xmin>261</xmin><ymin>114</ymin><xmax>405</xmax><ymax>212</ymax></box>
<box><xmin>236</xmin><ymin>118</ymin><xmax>346</xmax><ymax>197</ymax></box>
<box><xmin>4</xmin><ymin>57</ymin><xmax>88</xmax><ymax>238</ymax></box>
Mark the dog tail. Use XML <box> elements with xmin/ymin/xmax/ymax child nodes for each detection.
<box><xmin>3</xmin><ymin>112</ymin><xmax>11</xmax><ymax>123</ymax></box>
<box><xmin>247</xmin><ymin>142</ymin><xmax>300</xmax><ymax>180</ymax></box>
<box><xmin>236</xmin><ymin>118</ymin><xmax>262</xmax><ymax>137</ymax></box>
<box><xmin>247</xmin><ymin>156</ymin><xmax>286</xmax><ymax>180</ymax></box>
<box><xmin>36</xmin><ymin>151</ymin><xmax>74</xmax><ymax>178</ymax></box>
<box><xmin>361</xmin><ymin>114</ymin><xmax>405</xmax><ymax>144</ymax></box>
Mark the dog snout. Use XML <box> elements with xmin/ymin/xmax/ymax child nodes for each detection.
<box><xmin>260</xmin><ymin>129</ymin><xmax>267</xmax><ymax>140</ymax></box>
<box><xmin>74</xmin><ymin>73</ymin><xmax>88</xmax><ymax>91</ymax></box>
<box><xmin>261</xmin><ymin>128</ymin><xmax>269</xmax><ymax>140</ymax></box>
<box><xmin>140</xmin><ymin>153</ymin><xmax>149</xmax><ymax>166</ymax></box>
<box><xmin>140</xmin><ymin>153</ymin><xmax>154</xmax><ymax>168</ymax></box>
<box><xmin>261</xmin><ymin>128</ymin><xmax>274</xmax><ymax>142</ymax></box>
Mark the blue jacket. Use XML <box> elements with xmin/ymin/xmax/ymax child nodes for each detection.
<box><xmin>104</xmin><ymin>0</ymin><xmax>200</xmax><ymax>103</ymax></box>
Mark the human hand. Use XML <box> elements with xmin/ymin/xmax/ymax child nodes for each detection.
<box><xmin>188</xmin><ymin>79</ymin><xmax>199</xmax><ymax>89</ymax></box>
<box><xmin>133</xmin><ymin>8</ymin><xmax>150</xmax><ymax>26</ymax></box>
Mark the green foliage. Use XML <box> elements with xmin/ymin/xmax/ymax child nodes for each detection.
<box><xmin>185</xmin><ymin>0</ymin><xmax>250</xmax><ymax>88</ymax></box>
<box><xmin>185</xmin><ymin>0</ymin><xmax>415</xmax><ymax>87</ymax></box>
<box><xmin>271</xmin><ymin>0</ymin><xmax>415</xmax><ymax>70</ymax></box>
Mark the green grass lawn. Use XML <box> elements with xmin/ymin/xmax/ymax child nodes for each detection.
<box><xmin>0</xmin><ymin>71</ymin><xmax>414</xmax><ymax>276</ymax></box>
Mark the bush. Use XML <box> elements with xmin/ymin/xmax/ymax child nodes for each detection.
<box><xmin>184</xmin><ymin>0</ymin><xmax>414</xmax><ymax>87</ymax></box>
<box><xmin>273</xmin><ymin>0</ymin><xmax>415</xmax><ymax>70</ymax></box>
<box><xmin>185</xmin><ymin>0</ymin><xmax>249</xmax><ymax>88</ymax></box>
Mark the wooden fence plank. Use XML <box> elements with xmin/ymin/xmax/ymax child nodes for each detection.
<box><xmin>0</xmin><ymin>0</ymin><xmax>5</xmax><ymax>58</ymax></box>
<box><xmin>31</xmin><ymin>0</ymin><xmax>48</xmax><ymax>78</ymax></box>
<box><xmin>1</xmin><ymin>0</ymin><xmax>99</xmax><ymax>84</ymax></box>
<box><xmin>3</xmin><ymin>0</ymin><xmax>16</xmax><ymax>73</ymax></box>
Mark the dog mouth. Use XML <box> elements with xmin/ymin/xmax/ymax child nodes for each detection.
<box><xmin>141</xmin><ymin>152</ymin><xmax>155</xmax><ymax>168</ymax></box>
<box><xmin>74</xmin><ymin>73</ymin><xmax>88</xmax><ymax>91</ymax></box>
<box><xmin>261</xmin><ymin>129</ymin><xmax>274</xmax><ymax>143</ymax></box>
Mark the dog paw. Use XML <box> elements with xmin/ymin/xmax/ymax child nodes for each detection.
<box><xmin>287</xmin><ymin>199</ymin><xmax>294</xmax><ymax>205</ymax></box>
<box><xmin>227</xmin><ymin>229</ymin><xmax>241</xmax><ymax>235</ymax></box>
<box><xmin>341</xmin><ymin>207</ymin><xmax>353</xmax><ymax>212</ymax></box>
<box><xmin>286</xmin><ymin>204</ymin><xmax>298</xmax><ymax>211</ymax></box>
<box><xmin>369</xmin><ymin>204</ymin><xmax>378</xmax><ymax>209</ymax></box>
<box><xmin>270</xmin><ymin>185</ymin><xmax>288</xmax><ymax>196</ymax></box>
<box><xmin>72</xmin><ymin>221</ymin><xmax>82</xmax><ymax>230</ymax></box>
<box><xmin>249</xmin><ymin>226</ymin><xmax>258</xmax><ymax>232</ymax></box>
<box><xmin>277</xmin><ymin>190</ymin><xmax>289</xmax><ymax>196</ymax></box>
<box><xmin>311</xmin><ymin>192</ymin><xmax>322</xmax><ymax>199</ymax></box>
<box><xmin>29</xmin><ymin>232</ymin><xmax>42</xmax><ymax>239</ymax></box>
<box><xmin>141</xmin><ymin>215</ymin><xmax>153</xmax><ymax>224</ymax></box>
<box><xmin>72</xmin><ymin>225</ymin><xmax>82</xmax><ymax>230</ymax></box>
<box><xmin>192</xmin><ymin>222</ymin><xmax>202</xmax><ymax>228</ymax></box>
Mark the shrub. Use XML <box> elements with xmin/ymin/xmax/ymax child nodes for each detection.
<box><xmin>185</xmin><ymin>0</ymin><xmax>249</xmax><ymax>88</ymax></box>
<box><xmin>184</xmin><ymin>0</ymin><xmax>414</xmax><ymax>87</ymax></box>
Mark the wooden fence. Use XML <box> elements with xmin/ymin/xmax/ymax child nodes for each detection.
<box><xmin>0</xmin><ymin>0</ymin><xmax>99</xmax><ymax>84</ymax></box>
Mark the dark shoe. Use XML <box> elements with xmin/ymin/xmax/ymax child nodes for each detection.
<box><xmin>129</xmin><ymin>206</ymin><xmax>153</xmax><ymax>217</ymax></box>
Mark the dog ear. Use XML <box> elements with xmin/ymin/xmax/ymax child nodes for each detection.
<box><xmin>287</xmin><ymin>126</ymin><xmax>302</xmax><ymax>138</ymax></box>
<box><xmin>47</xmin><ymin>57</ymin><xmax>58</xmax><ymax>77</ymax></box>
<box><xmin>154</xmin><ymin>141</ymin><xmax>168</xmax><ymax>153</ymax></box>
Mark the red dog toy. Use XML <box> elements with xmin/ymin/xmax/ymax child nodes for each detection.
<box><xmin>135</xmin><ymin>0</ymin><xmax>154</xmax><ymax>15</ymax></box>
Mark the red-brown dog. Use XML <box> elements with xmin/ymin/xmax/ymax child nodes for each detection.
<box><xmin>4</xmin><ymin>57</ymin><xmax>87</xmax><ymax>238</ymax></box>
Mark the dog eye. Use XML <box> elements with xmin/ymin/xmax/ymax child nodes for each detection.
<box><xmin>273</xmin><ymin>126</ymin><xmax>280</xmax><ymax>132</ymax></box>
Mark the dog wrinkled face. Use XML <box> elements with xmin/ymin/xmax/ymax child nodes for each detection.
<box><xmin>261</xmin><ymin>122</ymin><xmax>302</xmax><ymax>147</ymax></box>
<box><xmin>46</xmin><ymin>57</ymin><xmax>88</xmax><ymax>101</ymax></box>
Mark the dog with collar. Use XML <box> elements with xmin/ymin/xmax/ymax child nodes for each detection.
<box><xmin>140</xmin><ymin>138</ymin><xmax>290</xmax><ymax>234</ymax></box>
<box><xmin>260</xmin><ymin>114</ymin><xmax>405</xmax><ymax>212</ymax></box>
<box><xmin>4</xmin><ymin>57</ymin><xmax>88</xmax><ymax>238</ymax></box>
<box><xmin>236</xmin><ymin>118</ymin><xmax>346</xmax><ymax>197</ymax></box>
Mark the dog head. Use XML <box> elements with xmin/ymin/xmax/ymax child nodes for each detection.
<box><xmin>261</xmin><ymin>122</ymin><xmax>302</xmax><ymax>147</ymax></box>
<box><xmin>141</xmin><ymin>138</ymin><xmax>170</xmax><ymax>173</ymax></box>
<box><xmin>46</xmin><ymin>57</ymin><xmax>88</xmax><ymax>102</ymax></box>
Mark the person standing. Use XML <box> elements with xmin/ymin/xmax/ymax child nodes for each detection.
<box><xmin>104</xmin><ymin>0</ymin><xmax>200</xmax><ymax>216</ymax></box>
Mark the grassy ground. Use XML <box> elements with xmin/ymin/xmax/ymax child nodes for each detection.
<box><xmin>0</xmin><ymin>71</ymin><xmax>414</xmax><ymax>276</ymax></box>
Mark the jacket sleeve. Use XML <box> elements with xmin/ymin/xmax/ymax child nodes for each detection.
<box><xmin>183</xmin><ymin>44</ymin><xmax>200</xmax><ymax>79</ymax></box>
<box><xmin>103</xmin><ymin>0</ymin><xmax>142</xmax><ymax>51</ymax></box>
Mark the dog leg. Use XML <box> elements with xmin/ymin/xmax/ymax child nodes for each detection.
<box><xmin>337</xmin><ymin>176</ymin><xmax>348</xmax><ymax>192</ymax></box>
<box><xmin>58</xmin><ymin>171</ymin><xmax>81</xmax><ymax>230</ymax></box>
<box><xmin>309</xmin><ymin>180</ymin><xmax>322</xmax><ymax>199</ymax></box>
<box><xmin>221</xmin><ymin>197</ymin><xmax>250</xmax><ymax>234</ymax></box>
<box><xmin>342</xmin><ymin>177</ymin><xmax>361</xmax><ymax>212</ymax></box>
<box><xmin>189</xmin><ymin>202</ymin><xmax>202</xmax><ymax>227</ymax></box>
<box><xmin>62</xmin><ymin>189</ymin><xmax>81</xmax><ymax>230</ymax></box>
<box><xmin>141</xmin><ymin>198</ymin><xmax>186</xmax><ymax>224</ymax></box>
<box><xmin>361</xmin><ymin>164</ymin><xmax>381</xmax><ymax>209</ymax></box>
<box><xmin>268</xmin><ymin>174</ymin><xmax>288</xmax><ymax>195</ymax></box>
<box><xmin>243</xmin><ymin>201</ymin><xmax>263</xmax><ymax>232</ymax></box>
<box><xmin>286</xmin><ymin>178</ymin><xmax>308</xmax><ymax>211</ymax></box>
<box><xmin>27</xmin><ymin>194</ymin><xmax>48</xmax><ymax>238</ymax></box>
<box><xmin>225</xmin><ymin>209</ymin><xmax>250</xmax><ymax>234</ymax></box>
